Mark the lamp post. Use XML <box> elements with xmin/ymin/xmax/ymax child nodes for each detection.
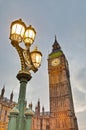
<box><xmin>8</xmin><ymin>19</ymin><xmax>42</xmax><ymax>130</ymax></box>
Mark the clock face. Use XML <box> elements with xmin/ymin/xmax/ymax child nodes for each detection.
<box><xmin>51</xmin><ymin>58</ymin><xmax>60</xmax><ymax>66</ymax></box>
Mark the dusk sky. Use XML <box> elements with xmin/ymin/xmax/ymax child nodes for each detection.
<box><xmin>0</xmin><ymin>0</ymin><xmax>86</xmax><ymax>130</ymax></box>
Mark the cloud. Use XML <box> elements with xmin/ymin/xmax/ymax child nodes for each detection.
<box><xmin>75</xmin><ymin>67</ymin><xmax>86</xmax><ymax>92</ymax></box>
<box><xmin>71</xmin><ymin>65</ymin><xmax>86</xmax><ymax>93</ymax></box>
<box><xmin>77</xmin><ymin>109</ymin><xmax>86</xmax><ymax>130</ymax></box>
<box><xmin>69</xmin><ymin>62</ymin><xmax>86</xmax><ymax>113</ymax></box>
<box><xmin>73</xmin><ymin>87</ymin><xmax>86</xmax><ymax>113</ymax></box>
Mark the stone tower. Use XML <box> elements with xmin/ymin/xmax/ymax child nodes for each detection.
<box><xmin>47</xmin><ymin>36</ymin><xmax>78</xmax><ymax>130</ymax></box>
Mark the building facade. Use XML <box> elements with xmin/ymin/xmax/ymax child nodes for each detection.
<box><xmin>0</xmin><ymin>37</ymin><xmax>78</xmax><ymax>130</ymax></box>
<box><xmin>0</xmin><ymin>87</ymin><xmax>15</xmax><ymax>130</ymax></box>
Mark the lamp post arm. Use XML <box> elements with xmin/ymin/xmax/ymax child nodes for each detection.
<box><xmin>15</xmin><ymin>45</ymin><xmax>25</xmax><ymax>71</ymax></box>
<box><xmin>11</xmin><ymin>41</ymin><xmax>26</xmax><ymax>71</ymax></box>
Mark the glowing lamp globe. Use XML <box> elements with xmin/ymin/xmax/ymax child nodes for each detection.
<box><xmin>23</xmin><ymin>25</ymin><xmax>36</xmax><ymax>48</ymax></box>
<box><xmin>31</xmin><ymin>47</ymin><xmax>42</xmax><ymax>68</ymax></box>
<box><xmin>10</xmin><ymin>19</ymin><xmax>26</xmax><ymax>43</ymax></box>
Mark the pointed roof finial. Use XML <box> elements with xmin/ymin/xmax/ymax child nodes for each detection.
<box><xmin>1</xmin><ymin>85</ymin><xmax>5</xmax><ymax>98</ymax></box>
<box><xmin>55</xmin><ymin>35</ymin><xmax>57</xmax><ymax>42</ymax></box>
<box><xmin>52</xmin><ymin>35</ymin><xmax>61</xmax><ymax>52</ymax></box>
<box><xmin>38</xmin><ymin>98</ymin><xmax>40</xmax><ymax>106</ymax></box>
<box><xmin>42</xmin><ymin>105</ymin><xmax>44</xmax><ymax>111</ymax></box>
<box><xmin>10</xmin><ymin>91</ymin><xmax>13</xmax><ymax>102</ymax></box>
<box><xmin>29</xmin><ymin>102</ymin><xmax>32</xmax><ymax>110</ymax></box>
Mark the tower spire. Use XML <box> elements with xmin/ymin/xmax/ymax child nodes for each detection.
<box><xmin>52</xmin><ymin>35</ymin><xmax>61</xmax><ymax>52</ymax></box>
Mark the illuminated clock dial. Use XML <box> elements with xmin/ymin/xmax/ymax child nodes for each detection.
<box><xmin>51</xmin><ymin>58</ymin><xmax>60</xmax><ymax>66</ymax></box>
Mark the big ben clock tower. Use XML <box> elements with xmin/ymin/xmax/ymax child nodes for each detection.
<box><xmin>48</xmin><ymin>36</ymin><xmax>78</xmax><ymax>130</ymax></box>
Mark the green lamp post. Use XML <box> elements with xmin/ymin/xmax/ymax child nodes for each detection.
<box><xmin>8</xmin><ymin>19</ymin><xmax>42</xmax><ymax>130</ymax></box>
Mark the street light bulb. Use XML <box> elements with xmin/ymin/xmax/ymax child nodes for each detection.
<box><xmin>31</xmin><ymin>47</ymin><xmax>42</xmax><ymax>68</ymax></box>
<box><xmin>10</xmin><ymin>19</ymin><xmax>26</xmax><ymax>43</ymax></box>
<box><xmin>23</xmin><ymin>25</ymin><xmax>36</xmax><ymax>48</ymax></box>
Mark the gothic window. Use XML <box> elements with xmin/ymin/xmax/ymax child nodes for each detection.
<box><xmin>65</xmin><ymin>98</ymin><xmax>70</xmax><ymax>110</ymax></box>
<box><xmin>34</xmin><ymin>118</ymin><xmax>40</xmax><ymax>129</ymax></box>
<box><xmin>0</xmin><ymin>104</ymin><xmax>1</xmax><ymax>114</ymax></box>
<box><xmin>37</xmin><ymin>119</ymin><xmax>40</xmax><ymax>129</ymax></box>
<box><xmin>34</xmin><ymin>119</ymin><xmax>37</xmax><ymax>129</ymax></box>
<box><xmin>42</xmin><ymin>119</ymin><xmax>46</xmax><ymax>130</ymax></box>
<box><xmin>0</xmin><ymin>105</ymin><xmax>2</xmax><ymax>120</ymax></box>
<box><xmin>56</xmin><ymin>119</ymin><xmax>60</xmax><ymax>128</ymax></box>
<box><xmin>4</xmin><ymin>110</ymin><xmax>7</xmax><ymax>122</ymax></box>
<box><xmin>63</xmin><ymin>81</ymin><xmax>69</xmax><ymax>94</ymax></box>
<box><xmin>0</xmin><ymin>106</ymin><xmax>3</xmax><ymax>120</ymax></box>
<box><xmin>46</xmin><ymin>125</ymin><xmax>49</xmax><ymax>130</ymax></box>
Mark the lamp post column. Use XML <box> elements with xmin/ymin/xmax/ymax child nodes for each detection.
<box><xmin>17</xmin><ymin>72</ymin><xmax>32</xmax><ymax>130</ymax></box>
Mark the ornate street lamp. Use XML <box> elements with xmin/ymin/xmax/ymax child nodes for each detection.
<box><xmin>8</xmin><ymin>19</ymin><xmax>42</xmax><ymax>130</ymax></box>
